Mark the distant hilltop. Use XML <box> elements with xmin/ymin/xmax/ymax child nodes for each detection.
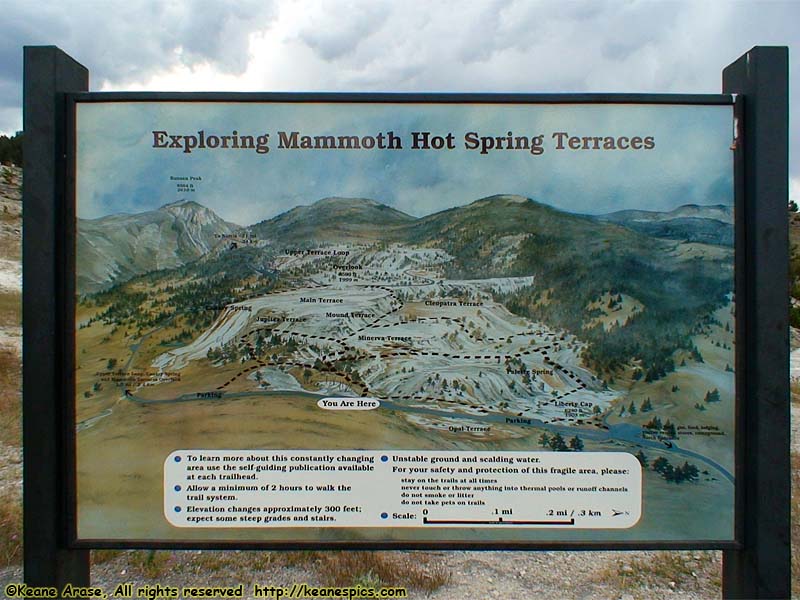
<box><xmin>77</xmin><ymin>194</ymin><xmax>733</xmax><ymax>293</ymax></box>
<box><xmin>599</xmin><ymin>204</ymin><xmax>733</xmax><ymax>225</ymax></box>
<box><xmin>77</xmin><ymin>199</ymin><xmax>240</xmax><ymax>294</ymax></box>
<box><xmin>596</xmin><ymin>204</ymin><xmax>733</xmax><ymax>246</ymax></box>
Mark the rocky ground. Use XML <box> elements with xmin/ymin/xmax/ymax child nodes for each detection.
<box><xmin>0</xmin><ymin>547</ymin><xmax>723</xmax><ymax>600</ymax></box>
<box><xmin>0</xmin><ymin>165</ymin><xmax>20</xmax><ymax>355</ymax></box>
<box><xmin>0</xmin><ymin>164</ymin><xmax>787</xmax><ymax>599</ymax></box>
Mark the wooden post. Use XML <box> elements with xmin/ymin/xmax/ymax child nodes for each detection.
<box><xmin>23</xmin><ymin>46</ymin><xmax>90</xmax><ymax>590</ymax></box>
<box><xmin>722</xmin><ymin>46</ymin><xmax>790</xmax><ymax>599</ymax></box>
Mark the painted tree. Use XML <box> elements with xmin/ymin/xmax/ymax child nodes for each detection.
<box><xmin>652</xmin><ymin>456</ymin><xmax>670</xmax><ymax>474</ymax></box>
<box><xmin>549</xmin><ymin>432</ymin><xmax>568</xmax><ymax>452</ymax></box>
<box><xmin>680</xmin><ymin>461</ymin><xmax>700</xmax><ymax>482</ymax></box>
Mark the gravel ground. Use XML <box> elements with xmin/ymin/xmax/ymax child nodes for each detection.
<box><xmin>793</xmin><ymin>405</ymin><xmax>800</xmax><ymax>454</ymax></box>
<box><xmin>0</xmin><ymin>548</ymin><xmax>723</xmax><ymax>600</ymax></box>
<box><xmin>0</xmin><ymin>166</ymin><xmax>21</xmax><ymax>257</ymax></box>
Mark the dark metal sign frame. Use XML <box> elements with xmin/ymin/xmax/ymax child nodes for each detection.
<box><xmin>21</xmin><ymin>46</ymin><xmax>789</xmax><ymax>597</ymax></box>
<box><xmin>65</xmin><ymin>90</ymin><xmax>735</xmax><ymax>553</ymax></box>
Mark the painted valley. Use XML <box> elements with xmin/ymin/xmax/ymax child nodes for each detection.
<box><xmin>74</xmin><ymin>194</ymin><xmax>735</xmax><ymax>542</ymax></box>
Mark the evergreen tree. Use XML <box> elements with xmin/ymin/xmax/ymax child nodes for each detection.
<box><xmin>549</xmin><ymin>432</ymin><xmax>568</xmax><ymax>452</ymax></box>
<box><xmin>0</xmin><ymin>132</ymin><xmax>22</xmax><ymax>166</ymax></box>
<box><xmin>663</xmin><ymin>463</ymin><xmax>679</xmax><ymax>482</ymax></box>
<box><xmin>652</xmin><ymin>456</ymin><xmax>670</xmax><ymax>474</ymax></box>
<box><xmin>681</xmin><ymin>461</ymin><xmax>700</xmax><ymax>482</ymax></box>
<box><xmin>644</xmin><ymin>416</ymin><xmax>662</xmax><ymax>430</ymax></box>
<box><xmin>691</xmin><ymin>347</ymin><xmax>704</xmax><ymax>363</ymax></box>
<box><xmin>569</xmin><ymin>436</ymin><xmax>584</xmax><ymax>451</ymax></box>
<box><xmin>538</xmin><ymin>432</ymin><xmax>551</xmax><ymax>448</ymax></box>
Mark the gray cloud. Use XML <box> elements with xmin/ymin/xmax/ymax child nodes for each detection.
<box><xmin>167</xmin><ymin>1</ymin><xmax>277</xmax><ymax>74</ymax></box>
<box><xmin>0</xmin><ymin>0</ymin><xmax>276</xmax><ymax>126</ymax></box>
<box><xmin>296</xmin><ymin>1</ymin><xmax>391</xmax><ymax>61</ymax></box>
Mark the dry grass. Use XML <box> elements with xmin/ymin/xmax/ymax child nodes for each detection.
<box><xmin>92</xmin><ymin>550</ymin><xmax>176</xmax><ymax>578</ymax></box>
<box><xmin>792</xmin><ymin>451</ymin><xmax>800</xmax><ymax>597</ymax></box>
<box><xmin>176</xmin><ymin>550</ymin><xmax>279</xmax><ymax>575</ymax></box>
<box><xmin>0</xmin><ymin>206</ymin><xmax>20</xmax><ymax>260</ymax></box>
<box><xmin>127</xmin><ymin>550</ymin><xmax>175</xmax><ymax>579</ymax></box>
<box><xmin>91</xmin><ymin>549</ymin><xmax>312</xmax><ymax>581</ymax></box>
<box><xmin>275</xmin><ymin>550</ymin><xmax>322</xmax><ymax>567</ymax></box>
<box><xmin>91</xmin><ymin>549</ymin><xmax>123</xmax><ymax>565</ymax></box>
<box><xmin>791</xmin><ymin>380</ymin><xmax>800</xmax><ymax>404</ymax></box>
<box><xmin>317</xmin><ymin>551</ymin><xmax>451</xmax><ymax>593</ymax></box>
<box><xmin>0</xmin><ymin>240</ymin><xmax>19</xmax><ymax>262</ymax></box>
<box><xmin>0</xmin><ymin>346</ymin><xmax>20</xmax><ymax>447</ymax></box>
<box><xmin>0</xmin><ymin>493</ymin><xmax>22</xmax><ymax>567</ymax></box>
<box><xmin>0</xmin><ymin>246</ymin><xmax>21</xmax><ymax>568</ymax></box>
<box><xmin>593</xmin><ymin>550</ymin><xmax>720</xmax><ymax>596</ymax></box>
<box><xmin>88</xmin><ymin>549</ymin><xmax>449</xmax><ymax>594</ymax></box>
<box><xmin>0</xmin><ymin>290</ymin><xmax>20</xmax><ymax>329</ymax></box>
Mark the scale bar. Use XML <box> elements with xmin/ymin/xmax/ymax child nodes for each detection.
<box><xmin>423</xmin><ymin>517</ymin><xmax>576</xmax><ymax>526</ymax></box>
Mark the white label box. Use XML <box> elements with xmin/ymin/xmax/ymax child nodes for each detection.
<box><xmin>164</xmin><ymin>450</ymin><xmax>641</xmax><ymax>529</ymax></box>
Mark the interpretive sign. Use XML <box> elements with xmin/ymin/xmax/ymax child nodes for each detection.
<box><xmin>71</xmin><ymin>98</ymin><xmax>736</xmax><ymax>546</ymax></box>
<box><xmin>164</xmin><ymin>451</ymin><xmax>642</xmax><ymax>529</ymax></box>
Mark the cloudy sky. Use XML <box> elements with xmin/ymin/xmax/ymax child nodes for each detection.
<box><xmin>2</xmin><ymin>0</ymin><xmax>798</xmax><ymax>209</ymax></box>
